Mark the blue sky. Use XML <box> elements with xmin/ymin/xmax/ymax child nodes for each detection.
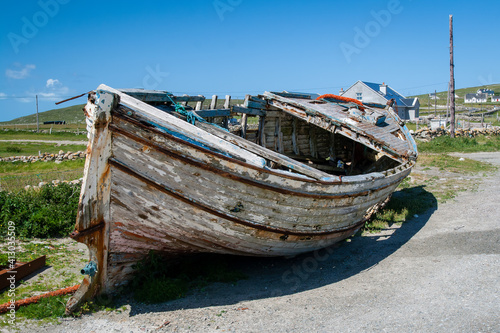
<box><xmin>0</xmin><ymin>0</ymin><xmax>498</xmax><ymax>121</ymax></box>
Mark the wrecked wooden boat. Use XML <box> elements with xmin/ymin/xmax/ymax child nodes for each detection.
<box><xmin>66</xmin><ymin>84</ymin><xmax>417</xmax><ymax>312</ymax></box>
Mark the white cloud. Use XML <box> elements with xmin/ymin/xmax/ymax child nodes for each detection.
<box><xmin>5</xmin><ymin>64</ymin><xmax>36</xmax><ymax>79</ymax></box>
<box><xmin>25</xmin><ymin>79</ymin><xmax>70</xmax><ymax>102</ymax></box>
<box><xmin>46</xmin><ymin>79</ymin><xmax>61</xmax><ymax>88</ymax></box>
<box><xmin>0</xmin><ymin>92</ymin><xmax>7</xmax><ymax>99</ymax></box>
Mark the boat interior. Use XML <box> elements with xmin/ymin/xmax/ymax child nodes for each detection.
<box><xmin>115</xmin><ymin>89</ymin><xmax>415</xmax><ymax>178</ymax></box>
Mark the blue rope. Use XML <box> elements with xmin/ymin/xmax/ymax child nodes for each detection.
<box><xmin>166</xmin><ymin>95</ymin><xmax>228</xmax><ymax>132</ymax></box>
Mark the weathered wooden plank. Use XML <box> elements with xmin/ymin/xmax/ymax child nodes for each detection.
<box><xmin>231</xmin><ymin>105</ymin><xmax>266</xmax><ymax>116</ymax></box>
<box><xmin>244</xmin><ymin>96</ymin><xmax>267</xmax><ymax>108</ymax></box>
<box><xmin>67</xmin><ymin>89</ymin><xmax>114</xmax><ymax>314</ymax></box>
<box><xmin>270</xmin><ymin>91</ymin><xmax>313</xmax><ymax>99</ymax></box>
<box><xmin>276</xmin><ymin>113</ymin><xmax>284</xmax><ymax>153</ymax></box>
<box><xmin>195</xmin><ymin>101</ymin><xmax>202</xmax><ymax>111</ymax></box>
<box><xmin>120</xmin><ymin>89</ymin><xmax>205</xmax><ymax>103</ymax></box>
<box><xmin>224</xmin><ymin>95</ymin><xmax>231</xmax><ymax>109</ymax></box>
<box><xmin>194</xmin><ymin>109</ymin><xmax>231</xmax><ymax>118</ymax></box>
<box><xmin>209</xmin><ymin>95</ymin><xmax>218</xmax><ymax>110</ymax></box>
<box><xmin>241</xmin><ymin>114</ymin><xmax>248</xmax><ymax>138</ymax></box>
<box><xmin>329</xmin><ymin>132</ymin><xmax>336</xmax><ymax>160</ymax></box>
<box><xmin>309</xmin><ymin>125</ymin><xmax>318</xmax><ymax>159</ymax></box>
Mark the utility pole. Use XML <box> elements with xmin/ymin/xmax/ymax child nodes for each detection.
<box><xmin>36</xmin><ymin>95</ymin><xmax>39</xmax><ymax>133</ymax></box>
<box><xmin>449</xmin><ymin>15</ymin><xmax>456</xmax><ymax>137</ymax></box>
<box><xmin>434</xmin><ymin>89</ymin><xmax>437</xmax><ymax>117</ymax></box>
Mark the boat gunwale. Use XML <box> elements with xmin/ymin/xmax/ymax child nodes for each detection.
<box><xmin>110</xmin><ymin>111</ymin><xmax>412</xmax><ymax>200</ymax></box>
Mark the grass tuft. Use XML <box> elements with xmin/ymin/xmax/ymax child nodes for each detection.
<box><xmin>364</xmin><ymin>185</ymin><xmax>437</xmax><ymax>232</ymax></box>
<box><xmin>15</xmin><ymin>295</ymin><xmax>70</xmax><ymax>320</ymax></box>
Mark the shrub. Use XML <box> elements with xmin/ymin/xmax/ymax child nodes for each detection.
<box><xmin>5</xmin><ymin>146</ymin><xmax>22</xmax><ymax>153</ymax></box>
<box><xmin>0</xmin><ymin>182</ymin><xmax>80</xmax><ymax>238</ymax></box>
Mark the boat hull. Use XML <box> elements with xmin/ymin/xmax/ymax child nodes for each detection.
<box><xmin>66</xmin><ymin>86</ymin><xmax>414</xmax><ymax>313</ymax></box>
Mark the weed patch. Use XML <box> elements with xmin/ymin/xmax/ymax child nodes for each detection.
<box><xmin>364</xmin><ymin>185</ymin><xmax>437</xmax><ymax>232</ymax></box>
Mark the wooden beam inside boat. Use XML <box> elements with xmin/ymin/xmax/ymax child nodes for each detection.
<box><xmin>263</xmin><ymin>92</ymin><xmax>406</xmax><ymax>163</ymax></box>
<box><xmin>231</xmin><ymin>105</ymin><xmax>266</xmax><ymax>117</ymax></box>
<box><xmin>120</xmin><ymin>89</ymin><xmax>205</xmax><ymax>103</ymax></box>
<box><xmin>193</xmin><ymin>121</ymin><xmax>337</xmax><ymax>182</ymax></box>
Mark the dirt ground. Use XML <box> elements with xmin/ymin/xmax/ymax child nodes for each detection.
<box><xmin>15</xmin><ymin>152</ymin><xmax>500</xmax><ymax>333</ymax></box>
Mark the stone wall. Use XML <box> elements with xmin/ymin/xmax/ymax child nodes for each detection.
<box><xmin>412</xmin><ymin>127</ymin><xmax>500</xmax><ymax>140</ymax></box>
<box><xmin>24</xmin><ymin>178</ymin><xmax>82</xmax><ymax>191</ymax></box>
<box><xmin>0</xmin><ymin>150</ymin><xmax>87</xmax><ymax>163</ymax></box>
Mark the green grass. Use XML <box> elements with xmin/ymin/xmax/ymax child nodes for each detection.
<box><xmin>0</xmin><ymin>142</ymin><xmax>87</xmax><ymax>158</ymax></box>
<box><xmin>0</xmin><ymin>159</ymin><xmax>84</xmax><ymax>174</ymax></box>
<box><xmin>15</xmin><ymin>295</ymin><xmax>70</xmax><ymax>320</ymax></box>
<box><xmin>0</xmin><ymin>160</ymin><xmax>85</xmax><ymax>192</ymax></box>
<box><xmin>417</xmin><ymin>154</ymin><xmax>497</xmax><ymax>174</ymax></box>
<box><xmin>364</xmin><ymin>184</ymin><xmax>436</xmax><ymax>232</ymax></box>
<box><xmin>0</xmin><ymin>129</ymin><xmax>87</xmax><ymax>141</ymax></box>
<box><xmin>417</xmin><ymin>135</ymin><xmax>500</xmax><ymax>153</ymax></box>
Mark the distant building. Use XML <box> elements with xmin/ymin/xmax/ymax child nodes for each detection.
<box><xmin>464</xmin><ymin>93</ymin><xmax>488</xmax><ymax>103</ymax></box>
<box><xmin>491</xmin><ymin>95</ymin><xmax>500</xmax><ymax>102</ymax></box>
<box><xmin>43</xmin><ymin>120</ymin><xmax>66</xmax><ymax>125</ymax></box>
<box><xmin>428</xmin><ymin>92</ymin><xmax>440</xmax><ymax>100</ymax></box>
<box><xmin>340</xmin><ymin>81</ymin><xmax>419</xmax><ymax>120</ymax></box>
<box><xmin>477</xmin><ymin>88</ymin><xmax>494</xmax><ymax>96</ymax></box>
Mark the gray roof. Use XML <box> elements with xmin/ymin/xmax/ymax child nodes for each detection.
<box><xmin>359</xmin><ymin>81</ymin><xmax>416</xmax><ymax>107</ymax></box>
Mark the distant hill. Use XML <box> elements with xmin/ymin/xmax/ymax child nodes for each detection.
<box><xmin>410</xmin><ymin>83</ymin><xmax>500</xmax><ymax>107</ymax></box>
<box><xmin>0</xmin><ymin>97</ymin><xmax>244</xmax><ymax>125</ymax></box>
<box><xmin>4</xmin><ymin>83</ymin><xmax>498</xmax><ymax>124</ymax></box>
<box><xmin>0</xmin><ymin>104</ymin><xmax>86</xmax><ymax>125</ymax></box>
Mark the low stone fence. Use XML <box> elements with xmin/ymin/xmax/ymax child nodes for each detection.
<box><xmin>412</xmin><ymin>127</ymin><xmax>500</xmax><ymax>140</ymax></box>
<box><xmin>24</xmin><ymin>178</ymin><xmax>83</xmax><ymax>191</ymax></box>
<box><xmin>0</xmin><ymin>150</ymin><xmax>86</xmax><ymax>163</ymax></box>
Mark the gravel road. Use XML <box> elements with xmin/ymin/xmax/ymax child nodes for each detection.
<box><xmin>19</xmin><ymin>152</ymin><xmax>500</xmax><ymax>333</ymax></box>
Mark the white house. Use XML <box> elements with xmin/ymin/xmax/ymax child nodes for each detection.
<box><xmin>339</xmin><ymin>81</ymin><xmax>420</xmax><ymax>120</ymax></box>
<box><xmin>491</xmin><ymin>96</ymin><xmax>500</xmax><ymax>102</ymax></box>
<box><xmin>464</xmin><ymin>93</ymin><xmax>488</xmax><ymax>103</ymax></box>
